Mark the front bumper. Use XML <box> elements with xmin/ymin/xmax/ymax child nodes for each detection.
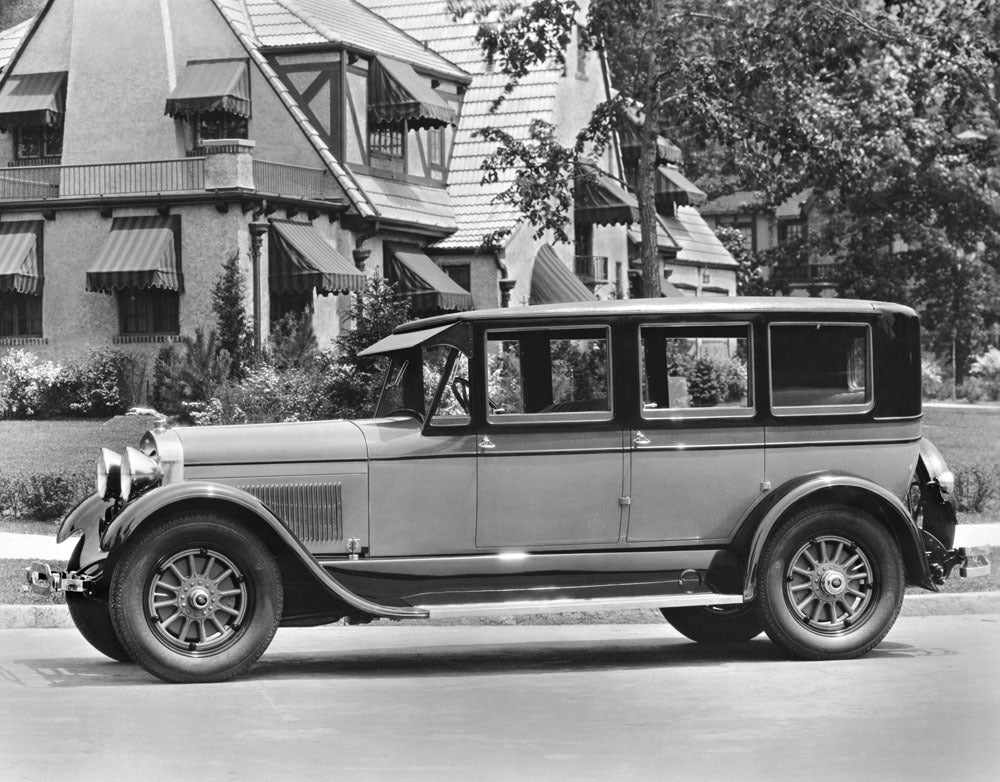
<box><xmin>960</xmin><ymin>547</ymin><xmax>991</xmax><ymax>579</ymax></box>
<box><xmin>23</xmin><ymin>562</ymin><xmax>93</xmax><ymax>596</ymax></box>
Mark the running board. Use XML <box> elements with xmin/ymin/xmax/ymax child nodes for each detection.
<box><xmin>417</xmin><ymin>592</ymin><xmax>744</xmax><ymax>619</ymax></box>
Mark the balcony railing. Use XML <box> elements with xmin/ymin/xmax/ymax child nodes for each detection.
<box><xmin>253</xmin><ymin>160</ymin><xmax>339</xmax><ymax>201</ymax></box>
<box><xmin>770</xmin><ymin>262</ymin><xmax>839</xmax><ymax>286</ymax></box>
<box><xmin>574</xmin><ymin>255</ymin><xmax>610</xmax><ymax>284</ymax></box>
<box><xmin>0</xmin><ymin>156</ymin><xmax>338</xmax><ymax>203</ymax></box>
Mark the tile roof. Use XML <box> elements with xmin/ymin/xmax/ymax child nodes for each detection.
<box><xmin>661</xmin><ymin>206</ymin><xmax>738</xmax><ymax>268</ymax></box>
<box><xmin>0</xmin><ymin>17</ymin><xmax>33</xmax><ymax>74</ymax></box>
<box><xmin>359</xmin><ymin>0</ymin><xmax>563</xmax><ymax>250</ymax></box>
<box><xmin>775</xmin><ymin>187</ymin><xmax>815</xmax><ymax>219</ymax></box>
<box><xmin>232</xmin><ymin>0</ymin><xmax>466</xmax><ymax>81</ymax></box>
<box><xmin>352</xmin><ymin>173</ymin><xmax>457</xmax><ymax>232</ymax></box>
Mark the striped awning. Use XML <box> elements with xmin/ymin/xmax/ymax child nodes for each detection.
<box><xmin>384</xmin><ymin>243</ymin><xmax>473</xmax><ymax>314</ymax></box>
<box><xmin>656</xmin><ymin>165</ymin><xmax>706</xmax><ymax>208</ymax></box>
<box><xmin>529</xmin><ymin>244</ymin><xmax>597</xmax><ymax>305</ymax></box>
<box><xmin>574</xmin><ymin>163</ymin><xmax>640</xmax><ymax>226</ymax></box>
<box><xmin>269</xmin><ymin>220</ymin><xmax>366</xmax><ymax>295</ymax></box>
<box><xmin>369</xmin><ymin>56</ymin><xmax>457</xmax><ymax>130</ymax></box>
<box><xmin>0</xmin><ymin>222</ymin><xmax>41</xmax><ymax>295</ymax></box>
<box><xmin>86</xmin><ymin>216</ymin><xmax>181</xmax><ymax>293</ymax></box>
<box><xmin>0</xmin><ymin>71</ymin><xmax>67</xmax><ymax>128</ymax></box>
<box><xmin>165</xmin><ymin>60</ymin><xmax>250</xmax><ymax>118</ymax></box>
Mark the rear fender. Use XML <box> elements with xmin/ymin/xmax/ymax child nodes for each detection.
<box><xmin>739</xmin><ymin>472</ymin><xmax>932</xmax><ymax>599</ymax></box>
<box><xmin>101</xmin><ymin>481</ymin><xmax>427</xmax><ymax>619</ymax></box>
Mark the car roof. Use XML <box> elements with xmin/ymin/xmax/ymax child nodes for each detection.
<box><xmin>393</xmin><ymin>297</ymin><xmax>915</xmax><ymax>334</ymax></box>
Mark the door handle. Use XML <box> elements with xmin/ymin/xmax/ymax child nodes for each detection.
<box><xmin>633</xmin><ymin>431</ymin><xmax>651</xmax><ymax>446</ymax></box>
<box><xmin>479</xmin><ymin>436</ymin><xmax>496</xmax><ymax>450</ymax></box>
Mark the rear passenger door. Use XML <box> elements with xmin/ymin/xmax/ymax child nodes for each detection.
<box><xmin>626</xmin><ymin>321</ymin><xmax>765</xmax><ymax>543</ymax></box>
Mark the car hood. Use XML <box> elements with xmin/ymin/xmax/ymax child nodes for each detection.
<box><xmin>157</xmin><ymin>419</ymin><xmax>368</xmax><ymax>466</ymax></box>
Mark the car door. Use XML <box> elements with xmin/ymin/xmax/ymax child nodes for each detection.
<box><xmin>625</xmin><ymin>321</ymin><xmax>765</xmax><ymax>543</ymax></box>
<box><xmin>475</xmin><ymin>323</ymin><xmax>627</xmax><ymax>548</ymax></box>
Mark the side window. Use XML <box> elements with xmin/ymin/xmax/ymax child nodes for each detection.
<box><xmin>769</xmin><ymin>323</ymin><xmax>872</xmax><ymax>414</ymax></box>
<box><xmin>424</xmin><ymin>345</ymin><xmax>471</xmax><ymax>428</ymax></box>
<box><xmin>486</xmin><ymin>327</ymin><xmax>612</xmax><ymax>423</ymax></box>
<box><xmin>640</xmin><ymin>324</ymin><xmax>752</xmax><ymax>418</ymax></box>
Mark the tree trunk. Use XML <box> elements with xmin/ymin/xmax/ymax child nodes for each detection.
<box><xmin>638</xmin><ymin>0</ymin><xmax>662</xmax><ymax>299</ymax></box>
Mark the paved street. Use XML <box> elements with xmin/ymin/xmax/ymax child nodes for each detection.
<box><xmin>1</xmin><ymin>617</ymin><xmax>998</xmax><ymax>782</ymax></box>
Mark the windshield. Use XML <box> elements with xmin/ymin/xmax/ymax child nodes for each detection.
<box><xmin>375</xmin><ymin>342</ymin><xmax>471</xmax><ymax>426</ymax></box>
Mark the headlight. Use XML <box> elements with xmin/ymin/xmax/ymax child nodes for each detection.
<box><xmin>120</xmin><ymin>446</ymin><xmax>163</xmax><ymax>502</ymax></box>
<box><xmin>96</xmin><ymin>448</ymin><xmax>122</xmax><ymax>501</ymax></box>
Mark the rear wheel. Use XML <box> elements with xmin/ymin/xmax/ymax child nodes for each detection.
<box><xmin>110</xmin><ymin>514</ymin><xmax>282</xmax><ymax>683</ymax></box>
<box><xmin>757</xmin><ymin>504</ymin><xmax>904</xmax><ymax>660</ymax></box>
<box><xmin>660</xmin><ymin>604</ymin><xmax>762</xmax><ymax>644</ymax></box>
<box><xmin>65</xmin><ymin>539</ymin><xmax>131</xmax><ymax>663</ymax></box>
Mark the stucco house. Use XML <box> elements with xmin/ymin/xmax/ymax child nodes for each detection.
<box><xmin>0</xmin><ymin>0</ymin><xmax>735</xmax><ymax>380</ymax></box>
<box><xmin>0</xmin><ymin>0</ymin><xmax>474</xmax><ymax>365</ymax></box>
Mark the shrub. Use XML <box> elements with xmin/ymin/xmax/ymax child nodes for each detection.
<box><xmin>0</xmin><ymin>350</ymin><xmax>62</xmax><ymax>418</ymax></box>
<box><xmin>956</xmin><ymin>376</ymin><xmax>988</xmax><ymax>404</ymax></box>
<box><xmin>921</xmin><ymin>357</ymin><xmax>947</xmax><ymax>400</ymax></box>
<box><xmin>953</xmin><ymin>461</ymin><xmax>1000</xmax><ymax>514</ymax></box>
<box><xmin>269</xmin><ymin>308</ymin><xmax>318</xmax><ymax>371</ymax></box>
<box><xmin>150</xmin><ymin>329</ymin><xmax>232</xmax><ymax>420</ymax></box>
<box><xmin>687</xmin><ymin>356</ymin><xmax>747</xmax><ymax>408</ymax></box>
<box><xmin>969</xmin><ymin>347</ymin><xmax>1000</xmax><ymax>401</ymax></box>
<box><xmin>0</xmin><ymin>471</ymin><xmax>91</xmax><ymax>521</ymax></box>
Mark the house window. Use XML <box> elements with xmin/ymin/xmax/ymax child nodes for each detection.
<box><xmin>778</xmin><ymin>220</ymin><xmax>806</xmax><ymax>245</ymax></box>
<box><xmin>0</xmin><ymin>292</ymin><xmax>42</xmax><ymax>337</ymax></box>
<box><xmin>443</xmin><ymin>264</ymin><xmax>471</xmax><ymax>291</ymax></box>
<box><xmin>574</xmin><ymin>221</ymin><xmax>594</xmax><ymax>258</ymax></box>
<box><xmin>196</xmin><ymin>111</ymin><xmax>249</xmax><ymax>143</ymax></box>
<box><xmin>370</xmin><ymin>126</ymin><xmax>404</xmax><ymax>170</ymax></box>
<box><xmin>118</xmin><ymin>290</ymin><xmax>180</xmax><ymax>336</ymax></box>
<box><xmin>15</xmin><ymin>124</ymin><xmax>63</xmax><ymax>161</ymax></box>
<box><xmin>428</xmin><ymin>127</ymin><xmax>445</xmax><ymax>168</ymax></box>
<box><xmin>270</xmin><ymin>291</ymin><xmax>313</xmax><ymax>325</ymax></box>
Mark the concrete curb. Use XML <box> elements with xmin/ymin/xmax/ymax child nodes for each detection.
<box><xmin>3</xmin><ymin>592</ymin><xmax>999</xmax><ymax>630</ymax></box>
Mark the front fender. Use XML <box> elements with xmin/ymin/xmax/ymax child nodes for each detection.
<box><xmin>740</xmin><ymin>472</ymin><xmax>929</xmax><ymax>599</ymax></box>
<box><xmin>56</xmin><ymin>493</ymin><xmax>113</xmax><ymax>572</ymax></box>
<box><xmin>101</xmin><ymin>481</ymin><xmax>427</xmax><ymax>620</ymax></box>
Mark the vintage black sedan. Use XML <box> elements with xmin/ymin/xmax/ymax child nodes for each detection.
<box><xmin>27</xmin><ymin>298</ymin><xmax>988</xmax><ymax>682</ymax></box>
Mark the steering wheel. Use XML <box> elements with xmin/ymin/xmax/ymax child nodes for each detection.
<box><xmin>386</xmin><ymin>408</ymin><xmax>424</xmax><ymax>423</ymax></box>
<box><xmin>451</xmin><ymin>377</ymin><xmax>471</xmax><ymax>414</ymax></box>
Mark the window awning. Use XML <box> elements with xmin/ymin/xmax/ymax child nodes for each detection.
<box><xmin>165</xmin><ymin>60</ymin><xmax>250</xmax><ymax>118</ymax></box>
<box><xmin>529</xmin><ymin>244</ymin><xmax>597</xmax><ymax>305</ymax></box>
<box><xmin>269</xmin><ymin>220</ymin><xmax>366</xmax><ymax>295</ymax></box>
<box><xmin>0</xmin><ymin>71</ymin><xmax>67</xmax><ymax>128</ymax></box>
<box><xmin>384</xmin><ymin>242</ymin><xmax>473</xmax><ymax>314</ymax></box>
<box><xmin>574</xmin><ymin>163</ymin><xmax>640</xmax><ymax>226</ymax></box>
<box><xmin>86</xmin><ymin>216</ymin><xmax>182</xmax><ymax>293</ymax></box>
<box><xmin>655</xmin><ymin>165</ymin><xmax>706</xmax><ymax>208</ymax></box>
<box><xmin>369</xmin><ymin>56</ymin><xmax>457</xmax><ymax>130</ymax></box>
<box><xmin>0</xmin><ymin>222</ymin><xmax>41</xmax><ymax>295</ymax></box>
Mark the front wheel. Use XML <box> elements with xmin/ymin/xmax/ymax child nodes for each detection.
<box><xmin>757</xmin><ymin>504</ymin><xmax>904</xmax><ymax>661</ymax></box>
<box><xmin>660</xmin><ymin>604</ymin><xmax>762</xmax><ymax>644</ymax></box>
<box><xmin>109</xmin><ymin>514</ymin><xmax>283</xmax><ymax>683</ymax></box>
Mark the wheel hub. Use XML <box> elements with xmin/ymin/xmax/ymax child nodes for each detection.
<box><xmin>147</xmin><ymin>548</ymin><xmax>249</xmax><ymax>654</ymax></box>
<box><xmin>784</xmin><ymin>535</ymin><xmax>875</xmax><ymax>633</ymax></box>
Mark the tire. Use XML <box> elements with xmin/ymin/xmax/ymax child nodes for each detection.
<box><xmin>756</xmin><ymin>504</ymin><xmax>904</xmax><ymax>661</ymax></box>
<box><xmin>109</xmin><ymin>513</ymin><xmax>283</xmax><ymax>684</ymax></box>
<box><xmin>65</xmin><ymin>538</ymin><xmax>132</xmax><ymax>663</ymax></box>
<box><xmin>660</xmin><ymin>604</ymin><xmax>762</xmax><ymax>645</ymax></box>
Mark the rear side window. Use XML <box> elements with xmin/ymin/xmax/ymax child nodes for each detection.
<box><xmin>769</xmin><ymin>323</ymin><xmax>872</xmax><ymax>415</ymax></box>
<box><xmin>486</xmin><ymin>326</ymin><xmax>612</xmax><ymax>423</ymax></box>
<box><xmin>640</xmin><ymin>324</ymin><xmax>752</xmax><ymax>418</ymax></box>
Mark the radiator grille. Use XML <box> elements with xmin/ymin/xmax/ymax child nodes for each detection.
<box><xmin>239</xmin><ymin>482</ymin><xmax>343</xmax><ymax>541</ymax></box>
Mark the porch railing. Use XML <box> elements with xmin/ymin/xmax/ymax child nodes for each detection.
<box><xmin>253</xmin><ymin>160</ymin><xmax>338</xmax><ymax>201</ymax></box>
<box><xmin>574</xmin><ymin>255</ymin><xmax>610</xmax><ymax>284</ymax></box>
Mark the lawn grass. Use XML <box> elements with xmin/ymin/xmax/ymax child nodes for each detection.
<box><xmin>0</xmin><ymin>415</ymin><xmax>153</xmax><ymax>477</ymax></box>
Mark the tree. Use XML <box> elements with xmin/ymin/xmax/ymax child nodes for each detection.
<box><xmin>715</xmin><ymin>227</ymin><xmax>771</xmax><ymax>297</ymax></box>
<box><xmin>212</xmin><ymin>253</ymin><xmax>254</xmax><ymax>379</ymax></box>
<box><xmin>464</xmin><ymin>0</ymin><xmax>1000</xmax><ymax>371</ymax></box>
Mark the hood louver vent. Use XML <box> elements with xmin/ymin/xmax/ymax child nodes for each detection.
<box><xmin>239</xmin><ymin>481</ymin><xmax>343</xmax><ymax>541</ymax></box>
